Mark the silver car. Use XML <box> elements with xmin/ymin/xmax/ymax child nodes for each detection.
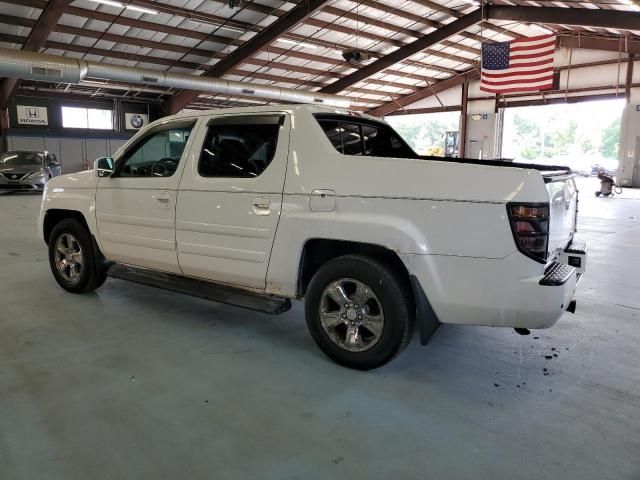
<box><xmin>0</xmin><ymin>151</ymin><xmax>62</xmax><ymax>192</ymax></box>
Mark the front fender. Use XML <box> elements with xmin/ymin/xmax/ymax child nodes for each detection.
<box><xmin>39</xmin><ymin>172</ymin><xmax>98</xmax><ymax>243</ymax></box>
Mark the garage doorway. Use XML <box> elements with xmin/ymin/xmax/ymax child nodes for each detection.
<box><xmin>501</xmin><ymin>99</ymin><xmax>624</xmax><ymax>175</ymax></box>
<box><xmin>386</xmin><ymin>111</ymin><xmax>461</xmax><ymax>156</ymax></box>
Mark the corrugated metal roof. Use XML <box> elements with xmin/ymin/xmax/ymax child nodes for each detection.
<box><xmin>1</xmin><ymin>0</ymin><xmax>639</xmax><ymax>108</ymax></box>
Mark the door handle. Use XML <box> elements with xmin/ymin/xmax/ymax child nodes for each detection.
<box><xmin>152</xmin><ymin>191</ymin><xmax>171</xmax><ymax>208</ymax></box>
<box><xmin>251</xmin><ymin>197</ymin><xmax>271</xmax><ymax>216</ymax></box>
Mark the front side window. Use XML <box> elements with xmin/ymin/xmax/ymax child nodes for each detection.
<box><xmin>117</xmin><ymin>123</ymin><xmax>194</xmax><ymax>178</ymax></box>
<box><xmin>315</xmin><ymin>114</ymin><xmax>416</xmax><ymax>159</ymax></box>
<box><xmin>199</xmin><ymin>115</ymin><xmax>283</xmax><ymax>178</ymax></box>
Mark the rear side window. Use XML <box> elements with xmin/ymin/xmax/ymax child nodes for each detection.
<box><xmin>316</xmin><ymin>115</ymin><xmax>416</xmax><ymax>159</ymax></box>
<box><xmin>199</xmin><ymin>115</ymin><xmax>283</xmax><ymax>178</ymax></box>
<box><xmin>317</xmin><ymin>120</ymin><xmax>343</xmax><ymax>153</ymax></box>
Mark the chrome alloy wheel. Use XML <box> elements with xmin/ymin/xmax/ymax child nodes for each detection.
<box><xmin>319</xmin><ymin>278</ymin><xmax>385</xmax><ymax>352</ymax></box>
<box><xmin>54</xmin><ymin>233</ymin><xmax>83</xmax><ymax>283</ymax></box>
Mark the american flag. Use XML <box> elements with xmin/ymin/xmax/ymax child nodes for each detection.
<box><xmin>480</xmin><ymin>34</ymin><xmax>556</xmax><ymax>94</ymax></box>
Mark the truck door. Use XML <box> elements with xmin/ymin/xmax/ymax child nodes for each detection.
<box><xmin>175</xmin><ymin>113</ymin><xmax>289</xmax><ymax>290</ymax></box>
<box><xmin>95</xmin><ymin>118</ymin><xmax>198</xmax><ymax>273</ymax></box>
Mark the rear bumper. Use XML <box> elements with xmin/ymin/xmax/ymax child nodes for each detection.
<box><xmin>403</xmin><ymin>246</ymin><xmax>586</xmax><ymax>330</ymax></box>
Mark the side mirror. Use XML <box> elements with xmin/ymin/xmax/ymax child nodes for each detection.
<box><xmin>95</xmin><ymin>157</ymin><xmax>115</xmax><ymax>177</ymax></box>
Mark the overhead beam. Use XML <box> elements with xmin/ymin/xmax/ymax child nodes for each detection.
<box><xmin>320</xmin><ymin>9</ymin><xmax>482</xmax><ymax>95</ymax></box>
<box><xmin>322</xmin><ymin>5</ymin><xmax>640</xmax><ymax>96</ymax></box>
<box><xmin>168</xmin><ymin>0</ymin><xmax>332</xmax><ymax>113</ymax></box>
<box><xmin>367</xmin><ymin>55</ymin><xmax>638</xmax><ymax>116</ymax></box>
<box><xmin>488</xmin><ymin>6</ymin><xmax>640</xmax><ymax>31</ymax></box>
<box><xmin>558</xmin><ymin>34</ymin><xmax>640</xmax><ymax>56</ymax></box>
<box><xmin>0</xmin><ymin>2</ymin><xmax>448</xmax><ymax>86</ymax></box>
<box><xmin>369</xmin><ymin>32</ymin><xmax>640</xmax><ymax>117</ymax></box>
<box><xmin>304</xmin><ymin>16</ymin><xmax>475</xmax><ymax>67</ymax></box>
<box><xmin>10</xmin><ymin>30</ymin><xmax>420</xmax><ymax>99</ymax></box>
<box><xmin>0</xmin><ymin>0</ymin><xmax>71</xmax><ymax>107</ymax></box>
<box><xmin>369</xmin><ymin>69</ymin><xmax>480</xmax><ymax>117</ymax></box>
<box><xmin>459</xmin><ymin>79</ymin><xmax>469</xmax><ymax>158</ymax></box>
<box><xmin>626</xmin><ymin>54</ymin><xmax>635</xmax><ymax>103</ymax></box>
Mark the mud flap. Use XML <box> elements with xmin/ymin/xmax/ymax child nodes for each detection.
<box><xmin>409</xmin><ymin>275</ymin><xmax>440</xmax><ymax>345</ymax></box>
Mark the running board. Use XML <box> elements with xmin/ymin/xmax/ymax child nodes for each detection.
<box><xmin>106</xmin><ymin>264</ymin><xmax>291</xmax><ymax>315</ymax></box>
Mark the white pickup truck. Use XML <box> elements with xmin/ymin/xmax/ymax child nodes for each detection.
<box><xmin>39</xmin><ymin>105</ymin><xmax>586</xmax><ymax>369</ymax></box>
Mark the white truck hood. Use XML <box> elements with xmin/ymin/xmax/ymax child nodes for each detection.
<box><xmin>45</xmin><ymin>169</ymin><xmax>98</xmax><ymax>191</ymax></box>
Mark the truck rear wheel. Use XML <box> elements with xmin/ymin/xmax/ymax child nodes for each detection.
<box><xmin>48</xmin><ymin>218</ymin><xmax>107</xmax><ymax>293</ymax></box>
<box><xmin>305</xmin><ymin>255</ymin><xmax>414</xmax><ymax>370</ymax></box>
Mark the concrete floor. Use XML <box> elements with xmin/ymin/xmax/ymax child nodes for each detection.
<box><xmin>1</xmin><ymin>177</ymin><xmax>639</xmax><ymax>480</ymax></box>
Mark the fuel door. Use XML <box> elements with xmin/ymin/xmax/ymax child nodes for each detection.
<box><xmin>309</xmin><ymin>189</ymin><xmax>336</xmax><ymax>212</ymax></box>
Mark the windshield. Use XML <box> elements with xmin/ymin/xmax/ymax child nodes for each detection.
<box><xmin>0</xmin><ymin>152</ymin><xmax>44</xmax><ymax>166</ymax></box>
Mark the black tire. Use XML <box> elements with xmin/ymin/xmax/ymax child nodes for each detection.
<box><xmin>305</xmin><ymin>254</ymin><xmax>414</xmax><ymax>370</ymax></box>
<box><xmin>48</xmin><ymin>218</ymin><xmax>108</xmax><ymax>293</ymax></box>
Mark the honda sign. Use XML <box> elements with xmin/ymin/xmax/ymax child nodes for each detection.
<box><xmin>16</xmin><ymin>105</ymin><xmax>48</xmax><ymax>125</ymax></box>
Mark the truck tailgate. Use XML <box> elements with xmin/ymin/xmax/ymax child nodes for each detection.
<box><xmin>545</xmin><ymin>173</ymin><xmax>578</xmax><ymax>258</ymax></box>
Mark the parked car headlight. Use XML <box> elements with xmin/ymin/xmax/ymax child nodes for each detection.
<box><xmin>26</xmin><ymin>170</ymin><xmax>46</xmax><ymax>180</ymax></box>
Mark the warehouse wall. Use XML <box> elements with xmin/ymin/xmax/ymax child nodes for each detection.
<box><xmin>394</xmin><ymin>48</ymin><xmax>639</xmax><ymax>167</ymax></box>
<box><xmin>464</xmin><ymin>112</ymin><xmax>502</xmax><ymax>160</ymax></box>
<box><xmin>4</xmin><ymin>95</ymin><xmax>161</xmax><ymax>173</ymax></box>
<box><xmin>617</xmin><ymin>100</ymin><xmax>640</xmax><ymax>187</ymax></box>
<box><xmin>6</xmin><ymin>134</ymin><xmax>128</xmax><ymax>173</ymax></box>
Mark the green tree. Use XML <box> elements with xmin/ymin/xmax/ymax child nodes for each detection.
<box><xmin>581</xmin><ymin>138</ymin><xmax>595</xmax><ymax>154</ymax></box>
<box><xmin>392</xmin><ymin>123</ymin><xmax>422</xmax><ymax>149</ymax></box>
<box><xmin>544</xmin><ymin>119</ymin><xmax>577</xmax><ymax>158</ymax></box>
<box><xmin>600</xmin><ymin>117</ymin><xmax>621</xmax><ymax>159</ymax></box>
<box><xmin>513</xmin><ymin>114</ymin><xmax>541</xmax><ymax>160</ymax></box>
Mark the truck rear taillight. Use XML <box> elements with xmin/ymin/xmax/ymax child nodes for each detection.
<box><xmin>507</xmin><ymin>202</ymin><xmax>549</xmax><ymax>263</ymax></box>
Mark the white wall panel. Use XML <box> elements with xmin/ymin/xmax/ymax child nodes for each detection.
<box><xmin>407</xmin><ymin>84</ymin><xmax>462</xmax><ymax>109</ymax></box>
<box><xmin>86</xmin><ymin>139</ymin><xmax>109</xmax><ymax>164</ymax></box>
<box><xmin>10</xmin><ymin>136</ymin><xmax>45</xmax><ymax>152</ymax></box>
<box><xmin>109</xmin><ymin>139</ymin><xmax>128</xmax><ymax>156</ymax></box>
<box><xmin>44</xmin><ymin>138</ymin><xmax>62</xmax><ymax>161</ymax></box>
<box><xmin>60</xmin><ymin>138</ymin><xmax>85</xmax><ymax>173</ymax></box>
<box><xmin>7</xmin><ymin>135</ymin><xmax>130</xmax><ymax>173</ymax></box>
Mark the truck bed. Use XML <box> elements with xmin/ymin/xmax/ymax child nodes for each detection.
<box><xmin>419</xmin><ymin>155</ymin><xmax>573</xmax><ymax>182</ymax></box>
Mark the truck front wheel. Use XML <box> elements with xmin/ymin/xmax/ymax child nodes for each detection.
<box><xmin>48</xmin><ymin>219</ymin><xmax>107</xmax><ymax>293</ymax></box>
<box><xmin>305</xmin><ymin>255</ymin><xmax>414</xmax><ymax>370</ymax></box>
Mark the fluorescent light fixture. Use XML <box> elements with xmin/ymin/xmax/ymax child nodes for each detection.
<box><xmin>277</xmin><ymin>38</ymin><xmax>318</xmax><ymax>50</ymax></box>
<box><xmin>192</xmin><ymin>19</ymin><xmax>245</xmax><ymax>34</ymax></box>
<box><xmin>87</xmin><ymin>0</ymin><xmax>158</xmax><ymax>14</ymax></box>
<box><xmin>218</xmin><ymin>25</ymin><xmax>246</xmax><ymax>34</ymax></box>
<box><xmin>89</xmin><ymin>0</ymin><xmax>125</xmax><ymax>7</ymax></box>
<box><xmin>126</xmin><ymin>4</ymin><xmax>158</xmax><ymax>14</ymax></box>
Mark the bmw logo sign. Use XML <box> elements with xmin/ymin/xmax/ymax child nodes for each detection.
<box><xmin>130</xmin><ymin>114</ymin><xmax>144</xmax><ymax>129</ymax></box>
